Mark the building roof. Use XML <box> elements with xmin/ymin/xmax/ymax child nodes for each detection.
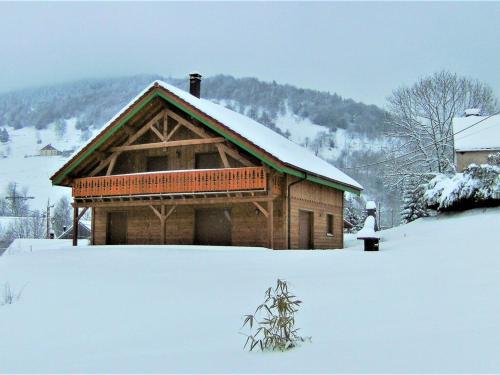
<box><xmin>453</xmin><ymin>114</ymin><xmax>500</xmax><ymax>152</ymax></box>
<box><xmin>51</xmin><ymin>80</ymin><xmax>362</xmax><ymax>193</ymax></box>
<box><xmin>57</xmin><ymin>220</ymin><xmax>91</xmax><ymax>239</ymax></box>
<box><xmin>41</xmin><ymin>144</ymin><xmax>58</xmax><ymax>151</ymax></box>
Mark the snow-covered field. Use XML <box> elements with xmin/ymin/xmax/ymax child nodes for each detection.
<box><xmin>0</xmin><ymin>208</ymin><xmax>499</xmax><ymax>373</ymax></box>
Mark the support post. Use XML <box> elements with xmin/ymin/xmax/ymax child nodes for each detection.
<box><xmin>72</xmin><ymin>206</ymin><xmax>79</xmax><ymax>246</ymax></box>
<box><xmin>268</xmin><ymin>199</ymin><xmax>274</xmax><ymax>249</ymax></box>
<box><xmin>160</xmin><ymin>205</ymin><xmax>166</xmax><ymax>245</ymax></box>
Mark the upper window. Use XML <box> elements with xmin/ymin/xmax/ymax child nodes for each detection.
<box><xmin>146</xmin><ymin>156</ymin><xmax>168</xmax><ymax>172</ymax></box>
<box><xmin>327</xmin><ymin>214</ymin><xmax>334</xmax><ymax>236</ymax></box>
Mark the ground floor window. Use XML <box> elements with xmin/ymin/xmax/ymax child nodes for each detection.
<box><xmin>326</xmin><ymin>213</ymin><xmax>334</xmax><ymax>236</ymax></box>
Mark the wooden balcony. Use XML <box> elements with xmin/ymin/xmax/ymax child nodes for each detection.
<box><xmin>72</xmin><ymin>167</ymin><xmax>270</xmax><ymax>198</ymax></box>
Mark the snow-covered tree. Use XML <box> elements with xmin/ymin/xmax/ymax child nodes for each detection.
<box><xmin>344</xmin><ymin>193</ymin><xmax>365</xmax><ymax>231</ymax></box>
<box><xmin>424</xmin><ymin>164</ymin><xmax>500</xmax><ymax>211</ymax></box>
<box><xmin>52</xmin><ymin>196</ymin><xmax>72</xmax><ymax>235</ymax></box>
<box><xmin>487</xmin><ymin>152</ymin><xmax>500</xmax><ymax>167</ymax></box>
<box><xmin>385</xmin><ymin>71</ymin><xmax>497</xmax><ymax>189</ymax></box>
<box><xmin>401</xmin><ymin>180</ymin><xmax>429</xmax><ymax>223</ymax></box>
<box><xmin>54</xmin><ymin>119</ymin><xmax>67</xmax><ymax>137</ymax></box>
<box><xmin>0</xmin><ymin>128</ymin><xmax>9</xmax><ymax>143</ymax></box>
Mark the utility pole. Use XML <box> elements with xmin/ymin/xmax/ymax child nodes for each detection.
<box><xmin>5</xmin><ymin>183</ymin><xmax>34</xmax><ymax>216</ymax></box>
<box><xmin>46</xmin><ymin>199</ymin><xmax>55</xmax><ymax>239</ymax></box>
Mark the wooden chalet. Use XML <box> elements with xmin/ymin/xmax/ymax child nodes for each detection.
<box><xmin>51</xmin><ymin>74</ymin><xmax>362</xmax><ymax>249</ymax></box>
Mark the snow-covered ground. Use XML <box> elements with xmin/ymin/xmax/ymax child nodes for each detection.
<box><xmin>0</xmin><ymin>208</ymin><xmax>499</xmax><ymax>373</ymax></box>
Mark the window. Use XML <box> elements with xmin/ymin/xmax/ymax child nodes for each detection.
<box><xmin>326</xmin><ymin>214</ymin><xmax>334</xmax><ymax>236</ymax></box>
<box><xmin>146</xmin><ymin>156</ymin><xmax>168</xmax><ymax>172</ymax></box>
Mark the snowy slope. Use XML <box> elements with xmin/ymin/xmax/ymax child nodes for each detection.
<box><xmin>0</xmin><ymin>120</ymin><xmax>98</xmax><ymax>209</ymax></box>
<box><xmin>0</xmin><ymin>208</ymin><xmax>498</xmax><ymax>373</ymax></box>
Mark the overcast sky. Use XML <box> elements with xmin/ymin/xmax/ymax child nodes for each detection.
<box><xmin>1</xmin><ymin>2</ymin><xmax>499</xmax><ymax>106</ymax></box>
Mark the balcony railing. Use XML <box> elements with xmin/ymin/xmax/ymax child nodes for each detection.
<box><xmin>72</xmin><ymin>167</ymin><xmax>267</xmax><ymax>198</ymax></box>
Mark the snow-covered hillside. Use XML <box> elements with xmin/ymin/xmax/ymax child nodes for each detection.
<box><xmin>0</xmin><ymin>120</ymin><xmax>98</xmax><ymax>209</ymax></box>
<box><xmin>0</xmin><ymin>208</ymin><xmax>498</xmax><ymax>373</ymax></box>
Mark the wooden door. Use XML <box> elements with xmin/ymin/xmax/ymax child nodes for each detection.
<box><xmin>106</xmin><ymin>212</ymin><xmax>128</xmax><ymax>245</ymax></box>
<box><xmin>194</xmin><ymin>208</ymin><xmax>231</xmax><ymax>246</ymax></box>
<box><xmin>146</xmin><ymin>156</ymin><xmax>168</xmax><ymax>172</ymax></box>
<box><xmin>195</xmin><ymin>152</ymin><xmax>221</xmax><ymax>169</ymax></box>
<box><xmin>298</xmin><ymin>210</ymin><xmax>313</xmax><ymax>249</ymax></box>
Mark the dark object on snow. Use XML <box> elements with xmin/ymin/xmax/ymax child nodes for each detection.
<box><xmin>362</xmin><ymin>238</ymin><xmax>379</xmax><ymax>251</ymax></box>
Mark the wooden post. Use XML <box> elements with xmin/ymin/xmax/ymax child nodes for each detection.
<box><xmin>72</xmin><ymin>206</ymin><xmax>79</xmax><ymax>246</ymax></box>
<box><xmin>267</xmin><ymin>172</ymin><xmax>275</xmax><ymax>249</ymax></box>
<box><xmin>160</xmin><ymin>205</ymin><xmax>166</xmax><ymax>245</ymax></box>
<box><xmin>268</xmin><ymin>199</ymin><xmax>274</xmax><ymax>249</ymax></box>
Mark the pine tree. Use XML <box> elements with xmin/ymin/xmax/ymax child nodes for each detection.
<box><xmin>0</xmin><ymin>128</ymin><xmax>9</xmax><ymax>143</ymax></box>
<box><xmin>401</xmin><ymin>181</ymin><xmax>429</xmax><ymax>224</ymax></box>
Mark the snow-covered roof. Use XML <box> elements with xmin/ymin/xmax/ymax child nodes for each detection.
<box><xmin>464</xmin><ymin>108</ymin><xmax>481</xmax><ymax>116</ymax></box>
<box><xmin>41</xmin><ymin>144</ymin><xmax>58</xmax><ymax>151</ymax></box>
<box><xmin>453</xmin><ymin>114</ymin><xmax>500</xmax><ymax>152</ymax></box>
<box><xmin>54</xmin><ymin>80</ymin><xmax>362</xmax><ymax>191</ymax></box>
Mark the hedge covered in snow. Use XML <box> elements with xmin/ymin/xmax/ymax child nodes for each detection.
<box><xmin>424</xmin><ymin>164</ymin><xmax>500</xmax><ymax>211</ymax></box>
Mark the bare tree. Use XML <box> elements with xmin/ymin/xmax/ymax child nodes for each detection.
<box><xmin>385</xmin><ymin>71</ymin><xmax>497</xmax><ymax>189</ymax></box>
<box><xmin>4</xmin><ymin>211</ymin><xmax>45</xmax><ymax>244</ymax></box>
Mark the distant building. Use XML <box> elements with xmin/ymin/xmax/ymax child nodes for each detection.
<box><xmin>58</xmin><ymin>220</ymin><xmax>92</xmax><ymax>240</ymax></box>
<box><xmin>40</xmin><ymin>144</ymin><xmax>61</xmax><ymax>156</ymax></box>
<box><xmin>453</xmin><ymin>110</ymin><xmax>500</xmax><ymax>172</ymax></box>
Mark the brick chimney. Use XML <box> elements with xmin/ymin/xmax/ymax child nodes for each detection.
<box><xmin>189</xmin><ymin>72</ymin><xmax>202</xmax><ymax>98</ymax></box>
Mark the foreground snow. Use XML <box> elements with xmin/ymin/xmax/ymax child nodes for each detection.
<box><xmin>0</xmin><ymin>208</ymin><xmax>499</xmax><ymax>373</ymax></box>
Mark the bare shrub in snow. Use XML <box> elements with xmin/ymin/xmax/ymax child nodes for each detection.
<box><xmin>242</xmin><ymin>279</ymin><xmax>308</xmax><ymax>352</ymax></box>
<box><xmin>1</xmin><ymin>283</ymin><xmax>24</xmax><ymax>306</ymax></box>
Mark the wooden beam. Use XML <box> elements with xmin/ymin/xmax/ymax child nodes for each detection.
<box><xmin>167</xmin><ymin>111</ymin><xmax>254</xmax><ymax>167</ymax></box>
<box><xmin>106</xmin><ymin>154</ymin><xmax>118</xmax><ymax>175</ymax></box>
<box><xmin>75</xmin><ymin>194</ymin><xmax>273</xmax><ymax>208</ymax></box>
<box><xmin>150</xmin><ymin>123</ymin><xmax>165</xmax><ymax>141</ymax></box>
<box><xmin>216</xmin><ymin>144</ymin><xmax>230</xmax><ymax>168</ymax></box>
<box><xmin>123</xmin><ymin>125</ymin><xmax>135</xmax><ymax>137</ymax></box>
<box><xmin>110</xmin><ymin>137</ymin><xmax>225</xmax><ymax>152</ymax></box>
<box><xmin>163</xmin><ymin>112</ymin><xmax>168</xmax><ymax>140</ymax></box>
<box><xmin>165</xmin><ymin>122</ymin><xmax>182</xmax><ymax>142</ymax></box>
<box><xmin>89</xmin><ymin>110</ymin><xmax>166</xmax><ymax>176</ymax></box>
<box><xmin>253</xmin><ymin>201</ymin><xmax>269</xmax><ymax>218</ymax></box>
<box><xmin>165</xmin><ymin>205</ymin><xmax>177</xmax><ymax>220</ymax></box>
<box><xmin>149</xmin><ymin>205</ymin><xmax>162</xmax><ymax>220</ymax></box>
<box><xmin>72</xmin><ymin>206</ymin><xmax>79</xmax><ymax>246</ymax></box>
<box><xmin>268</xmin><ymin>199</ymin><xmax>274</xmax><ymax>249</ymax></box>
<box><xmin>76</xmin><ymin>207</ymin><xmax>89</xmax><ymax>222</ymax></box>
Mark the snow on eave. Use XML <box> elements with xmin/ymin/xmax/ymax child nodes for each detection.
<box><xmin>456</xmin><ymin>147</ymin><xmax>500</xmax><ymax>152</ymax></box>
<box><xmin>52</xmin><ymin>80</ymin><xmax>363</xmax><ymax>191</ymax></box>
